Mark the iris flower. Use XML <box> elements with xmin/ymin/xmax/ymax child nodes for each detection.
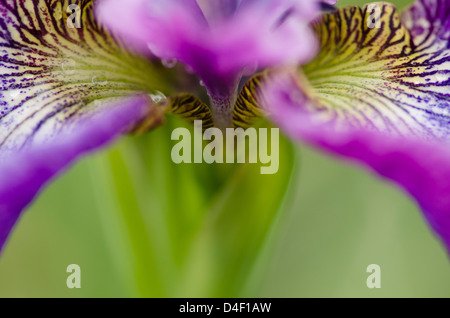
<box><xmin>0</xmin><ymin>0</ymin><xmax>449</xmax><ymax>260</ymax></box>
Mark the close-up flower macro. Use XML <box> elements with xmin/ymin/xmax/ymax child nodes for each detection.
<box><xmin>0</xmin><ymin>0</ymin><xmax>449</xmax><ymax>298</ymax></box>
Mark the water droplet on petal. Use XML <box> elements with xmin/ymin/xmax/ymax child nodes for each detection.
<box><xmin>91</xmin><ymin>74</ymin><xmax>108</xmax><ymax>84</ymax></box>
<box><xmin>61</xmin><ymin>59</ymin><xmax>76</xmax><ymax>74</ymax></box>
<box><xmin>150</xmin><ymin>90</ymin><xmax>167</xmax><ymax>103</ymax></box>
<box><xmin>434</xmin><ymin>73</ymin><xmax>447</xmax><ymax>83</ymax></box>
<box><xmin>162</xmin><ymin>58</ymin><xmax>177</xmax><ymax>68</ymax></box>
<box><xmin>5</xmin><ymin>89</ymin><xmax>22</xmax><ymax>102</ymax></box>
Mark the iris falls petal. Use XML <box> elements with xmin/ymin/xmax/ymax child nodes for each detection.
<box><xmin>0</xmin><ymin>0</ymin><xmax>173</xmax><ymax>252</ymax></box>
<box><xmin>264</xmin><ymin>0</ymin><xmax>450</xmax><ymax>250</ymax></box>
<box><xmin>301</xmin><ymin>1</ymin><xmax>450</xmax><ymax>138</ymax></box>
<box><xmin>0</xmin><ymin>95</ymin><xmax>151</xmax><ymax>252</ymax></box>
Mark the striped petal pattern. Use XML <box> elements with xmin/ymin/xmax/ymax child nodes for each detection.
<box><xmin>302</xmin><ymin>0</ymin><xmax>450</xmax><ymax>139</ymax></box>
<box><xmin>0</xmin><ymin>0</ymin><xmax>172</xmax><ymax>252</ymax></box>
<box><xmin>0</xmin><ymin>95</ymin><xmax>151</xmax><ymax>253</ymax></box>
<box><xmin>265</xmin><ymin>0</ymin><xmax>450</xmax><ymax>250</ymax></box>
<box><xmin>0</xmin><ymin>0</ymin><xmax>171</xmax><ymax>154</ymax></box>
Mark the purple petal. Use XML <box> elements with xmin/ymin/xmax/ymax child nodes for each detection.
<box><xmin>270</xmin><ymin>87</ymin><xmax>450</xmax><ymax>250</ymax></box>
<box><xmin>266</xmin><ymin>0</ymin><xmax>450</xmax><ymax>250</ymax></box>
<box><xmin>0</xmin><ymin>0</ymin><xmax>169</xmax><ymax>253</ymax></box>
<box><xmin>97</xmin><ymin>0</ymin><xmax>321</xmax><ymax>95</ymax></box>
<box><xmin>0</xmin><ymin>0</ymin><xmax>170</xmax><ymax>151</ymax></box>
<box><xmin>298</xmin><ymin>1</ymin><xmax>450</xmax><ymax>139</ymax></box>
<box><xmin>0</xmin><ymin>95</ymin><xmax>151</xmax><ymax>253</ymax></box>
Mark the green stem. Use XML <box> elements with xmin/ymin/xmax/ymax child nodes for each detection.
<box><xmin>88</xmin><ymin>118</ymin><xmax>297</xmax><ymax>297</ymax></box>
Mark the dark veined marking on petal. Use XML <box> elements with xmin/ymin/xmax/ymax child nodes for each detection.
<box><xmin>301</xmin><ymin>1</ymin><xmax>450</xmax><ymax>140</ymax></box>
<box><xmin>128</xmin><ymin>94</ymin><xmax>214</xmax><ymax>134</ymax></box>
<box><xmin>168</xmin><ymin>93</ymin><xmax>214</xmax><ymax>131</ymax></box>
<box><xmin>0</xmin><ymin>0</ymin><xmax>171</xmax><ymax>151</ymax></box>
<box><xmin>232</xmin><ymin>73</ymin><xmax>270</xmax><ymax>129</ymax></box>
<box><xmin>320</xmin><ymin>2</ymin><xmax>337</xmax><ymax>12</ymax></box>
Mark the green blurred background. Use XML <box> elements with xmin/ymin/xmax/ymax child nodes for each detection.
<box><xmin>1</xmin><ymin>0</ymin><xmax>449</xmax><ymax>297</ymax></box>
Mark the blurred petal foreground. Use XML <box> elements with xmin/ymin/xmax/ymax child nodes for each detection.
<box><xmin>0</xmin><ymin>0</ymin><xmax>449</xmax><ymax>297</ymax></box>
